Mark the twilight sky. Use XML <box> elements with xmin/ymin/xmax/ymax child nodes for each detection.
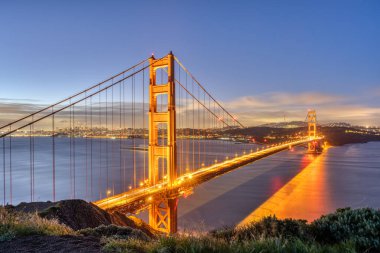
<box><xmin>1</xmin><ymin>0</ymin><xmax>379</xmax><ymax>126</ymax></box>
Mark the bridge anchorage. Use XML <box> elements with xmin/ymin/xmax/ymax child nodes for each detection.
<box><xmin>0</xmin><ymin>51</ymin><xmax>324</xmax><ymax>235</ymax></box>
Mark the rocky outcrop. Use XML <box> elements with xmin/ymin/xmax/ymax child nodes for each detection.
<box><xmin>8</xmin><ymin>199</ymin><xmax>158</xmax><ymax>238</ymax></box>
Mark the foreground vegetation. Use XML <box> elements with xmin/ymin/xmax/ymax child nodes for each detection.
<box><xmin>0</xmin><ymin>206</ymin><xmax>74</xmax><ymax>241</ymax></box>
<box><xmin>1</xmin><ymin>207</ymin><xmax>380</xmax><ymax>252</ymax></box>
<box><xmin>103</xmin><ymin>207</ymin><xmax>380</xmax><ymax>253</ymax></box>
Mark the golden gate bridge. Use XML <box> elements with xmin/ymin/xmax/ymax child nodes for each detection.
<box><xmin>0</xmin><ymin>52</ymin><xmax>323</xmax><ymax>234</ymax></box>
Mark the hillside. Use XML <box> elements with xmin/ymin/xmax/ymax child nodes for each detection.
<box><xmin>1</xmin><ymin>203</ymin><xmax>380</xmax><ymax>252</ymax></box>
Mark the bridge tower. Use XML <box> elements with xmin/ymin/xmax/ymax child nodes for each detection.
<box><xmin>307</xmin><ymin>109</ymin><xmax>317</xmax><ymax>152</ymax></box>
<box><xmin>148</xmin><ymin>52</ymin><xmax>178</xmax><ymax>234</ymax></box>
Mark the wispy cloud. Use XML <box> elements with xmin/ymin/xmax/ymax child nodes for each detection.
<box><xmin>222</xmin><ymin>91</ymin><xmax>380</xmax><ymax>126</ymax></box>
<box><xmin>0</xmin><ymin>91</ymin><xmax>379</xmax><ymax>129</ymax></box>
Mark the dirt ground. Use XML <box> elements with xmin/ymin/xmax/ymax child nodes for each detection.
<box><xmin>0</xmin><ymin>235</ymin><xmax>102</xmax><ymax>253</ymax></box>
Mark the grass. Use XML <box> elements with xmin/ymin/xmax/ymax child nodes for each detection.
<box><xmin>0</xmin><ymin>206</ymin><xmax>74</xmax><ymax>241</ymax></box>
<box><xmin>102</xmin><ymin>236</ymin><xmax>357</xmax><ymax>253</ymax></box>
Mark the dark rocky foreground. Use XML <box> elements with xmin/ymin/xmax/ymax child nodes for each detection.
<box><xmin>7</xmin><ymin>199</ymin><xmax>156</xmax><ymax>237</ymax></box>
<box><xmin>1</xmin><ymin>199</ymin><xmax>157</xmax><ymax>253</ymax></box>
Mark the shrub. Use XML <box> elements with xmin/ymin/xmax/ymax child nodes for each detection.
<box><xmin>211</xmin><ymin>216</ymin><xmax>310</xmax><ymax>242</ymax></box>
<box><xmin>79</xmin><ymin>224</ymin><xmax>150</xmax><ymax>241</ymax></box>
<box><xmin>311</xmin><ymin>207</ymin><xmax>380</xmax><ymax>251</ymax></box>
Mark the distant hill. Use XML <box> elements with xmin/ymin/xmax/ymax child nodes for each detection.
<box><xmin>322</xmin><ymin>122</ymin><xmax>352</xmax><ymax>128</ymax></box>
<box><xmin>258</xmin><ymin>121</ymin><xmax>355</xmax><ymax>129</ymax></box>
<box><xmin>258</xmin><ymin>121</ymin><xmax>306</xmax><ymax>128</ymax></box>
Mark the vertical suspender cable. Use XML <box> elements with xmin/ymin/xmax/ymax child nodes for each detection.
<box><xmin>85</xmin><ymin>93</ymin><xmax>88</xmax><ymax>200</ymax></box>
<box><xmin>132</xmin><ymin>69</ymin><xmax>136</xmax><ymax>188</ymax></box>
<box><xmin>69</xmin><ymin>100</ymin><xmax>72</xmax><ymax>198</ymax></box>
<box><xmin>90</xmin><ymin>95</ymin><xmax>93</xmax><ymax>200</ymax></box>
<box><xmin>98</xmin><ymin>88</ymin><xmax>102</xmax><ymax>199</ymax></box>
<box><xmin>9</xmin><ymin>126</ymin><xmax>12</xmax><ymax>205</ymax></box>
<box><xmin>32</xmin><ymin>117</ymin><xmax>35</xmax><ymax>201</ymax></box>
<box><xmin>198</xmin><ymin>85</ymin><xmax>200</xmax><ymax>170</ymax></box>
<box><xmin>52</xmin><ymin>107</ymin><xmax>56</xmax><ymax>202</ymax></box>
<box><xmin>122</xmin><ymin>73</ymin><xmax>126</xmax><ymax>191</ymax></box>
<box><xmin>119</xmin><ymin>81</ymin><xmax>122</xmax><ymax>193</ymax></box>
<box><xmin>111</xmin><ymin>85</ymin><xmax>114</xmax><ymax>195</ymax></box>
<box><xmin>143</xmin><ymin>65</ymin><xmax>146</xmax><ymax>182</ymax></box>
<box><xmin>29</xmin><ymin>124</ymin><xmax>32</xmax><ymax>202</ymax></box>
<box><xmin>185</xmin><ymin>73</ymin><xmax>189</xmax><ymax>171</ymax></box>
<box><xmin>73</xmin><ymin>105</ymin><xmax>76</xmax><ymax>199</ymax></box>
<box><xmin>106</xmin><ymin>88</ymin><xmax>109</xmax><ymax>193</ymax></box>
<box><xmin>192</xmin><ymin>79</ymin><xmax>195</xmax><ymax>171</ymax></box>
<box><xmin>3</xmin><ymin>137</ymin><xmax>5</xmax><ymax>205</ymax></box>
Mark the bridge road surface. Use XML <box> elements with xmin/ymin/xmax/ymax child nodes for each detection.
<box><xmin>93</xmin><ymin>137</ymin><xmax>323</xmax><ymax>213</ymax></box>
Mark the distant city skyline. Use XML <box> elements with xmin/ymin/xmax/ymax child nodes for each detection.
<box><xmin>1</xmin><ymin>1</ymin><xmax>379</xmax><ymax>126</ymax></box>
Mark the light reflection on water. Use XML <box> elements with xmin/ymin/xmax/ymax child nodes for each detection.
<box><xmin>238</xmin><ymin>148</ymin><xmax>333</xmax><ymax>226</ymax></box>
<box><xmin>177</xmin><ymin>142</ymin><xmax>380</xmax><ymax>231</ymax></box>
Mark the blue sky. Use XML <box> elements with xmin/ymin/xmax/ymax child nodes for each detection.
<box><xmin>1</xmin><ymin>0</ymin><xmax>379</xmax><ymax>126</ymax></box>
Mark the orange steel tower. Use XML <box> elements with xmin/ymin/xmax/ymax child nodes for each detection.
<box><xmin>307</xmin><ymin>109</ymin><xmax>317</xmax><ymax>152</ymax></box>
<box><xmin>148</xmin><ymin>52</ymin><xmax>178</xmax><ymax>234</ymax></box>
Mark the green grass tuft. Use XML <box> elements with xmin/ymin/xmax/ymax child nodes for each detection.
<box><xmin>0</xmin><ymin>206</ymin><xmax>74</xmax><ymax>241</ymax></box>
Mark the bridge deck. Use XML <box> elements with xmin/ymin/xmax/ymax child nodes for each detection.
<box><xmin>93</xmin><ymin>137</ymin><xmax>322</xmax><ymax>213</ymax></box>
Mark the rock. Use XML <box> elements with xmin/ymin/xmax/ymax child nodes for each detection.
<box><xmin>38</xmin><ymin>200</ymin><xmax>112</xmax><ymax>230</ymax></box>
<box><xmin>9</xmin><ymin>199</ymin><xmax>159</xmax><ymax>238</ymax></box>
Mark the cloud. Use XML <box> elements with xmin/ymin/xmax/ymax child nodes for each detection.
<box><xmin>1</xmin><ymin>90</ymin><xmax>379</xmax><ymax>131</ymax></box>
<box><xmin>221</xmin><ymin>92</ymin><xmax>380</xmax><ymax>126</ymax></box>
<box><xmin>0</xmin><ymin>98</ymin><xmax>40</xmax><ymax>103</ymax></box>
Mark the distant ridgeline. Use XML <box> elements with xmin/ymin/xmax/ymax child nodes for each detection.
<box><xmin>226</xmin><ymin>122</ymin><xmax>380</xmax><ymax>146</ymax></box>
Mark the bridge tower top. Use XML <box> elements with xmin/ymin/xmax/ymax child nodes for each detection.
<box><xmin>307</xmin><ymin>109</ymin><xmax>317</xmax><ymax>139</ymax></box>
<box><xmin>307</xmin><ymin>109</ymin><xmax>318</xmax><ymax>153</ymax></box>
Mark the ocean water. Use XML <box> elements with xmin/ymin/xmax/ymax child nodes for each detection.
<box><xmin>1</xmin><ymin>137</ymin><xmax>379</xmax><ymax>231</ymax></box>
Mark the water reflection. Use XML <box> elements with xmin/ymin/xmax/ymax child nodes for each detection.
<box><xmin>238</xmin><ymin>147</ymin><xmax>333</xmax><ymax>226</ymax></box>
